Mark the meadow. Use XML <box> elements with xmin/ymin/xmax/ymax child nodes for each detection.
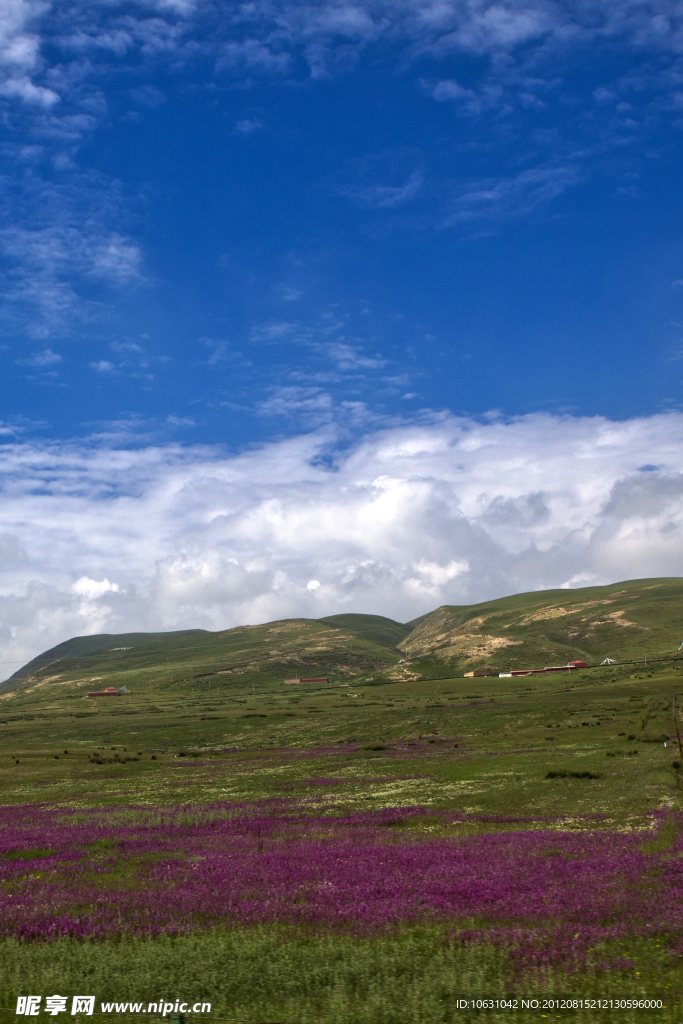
<box><xmin>2</xmin><ymin>641</ymin><xmax>683</xmax><ymax>1024</ymax></box>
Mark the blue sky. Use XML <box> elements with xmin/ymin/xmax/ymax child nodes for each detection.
<box><xmin>2</xmin><ymin>0</ymin><xmax>683</xmax><ymax>670</ymax></box>
<box><xmin>4</xmin><ymin>0</ymin><xmax>683</xmax><ymax>437</ymax></box>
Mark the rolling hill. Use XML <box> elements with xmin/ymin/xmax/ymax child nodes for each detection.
<box><xmin>317</xmin><ymin>613</ymin><xmax>413</xmax><ymax>648</ymax></box>
<box><xmin>2</xmin><ymin>577</ymin><xmax>682</xmax><ymax>704</ymax></box>
<box><xmin>0</xmin><ymin>616</ymin><xmax>407</xmax><ymax>701</ymax></box>
<box><xmin>7</xmin><ymin>629</ymin><xmax>210</xmax><ymax>684</ymax></box>
<box><xmin>400</xmin><ymin>577</ymin><xmax>683</xmax><ymax>672</ymax></box>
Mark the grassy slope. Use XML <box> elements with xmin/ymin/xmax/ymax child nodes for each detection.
<box><xmin>6</xmin><ymin>578</ymin><xmax>683</xmax><ymax>709</ymax></box>
<box><xmin>0</xmin><ymin>617</ymin><xmax>403</xmax><ymax>705</ymax></box>
<box><xmin>1</xmin><ymin>658</ymin><xmax>681</xmax><ymax>814</ymax></box>
<box><xmin>2</xmin><ymin>618</ymin><xmax>683</xmax><ymax>1020</ymax></box>
<box><xmin>318</xmin><ymin>613</ymin><xmax>413</xmax><ymax>648</ymax></box>
<box><xmin>1</xmin><ymin>659</ymin><xmax>683</xmax><ymax>1020</ymax></box>
<box><xmin>400</xmin><ymin>577</ymin><xmax>683</xmax><ymax>674</ymax></box>
<box><xmin>3</xmin><ymin>630</ymin><xmax>209</xmax><ymax>687</ymax></box>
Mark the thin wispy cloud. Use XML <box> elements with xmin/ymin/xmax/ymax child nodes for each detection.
<box><xmin>341</xmin><ymin>169</ymin><xmax>424</xmax><ymax>209</ymax></box>
<box><xmin>233</xmin><ymin>117</ymin><xmax>264</xmax><ymax>134</ymax></box>
<box><xmin>445</xmin><ymin>164</ymin><xmax>584</xmax><ymax>224</ymax></box>
<box><xmin>0</xmin><ymin>0</ymin><xmax>676</xmax><ymax>350</ymax></box>
<box><xmin>0</xmin><ymin>170</ymin><xmax>143</xmax><ymax>340</ymax></box>
<box><xmin>17</xmin><ymin>347</ymin><xmax>62</xmax><ymax>367</ymax></box>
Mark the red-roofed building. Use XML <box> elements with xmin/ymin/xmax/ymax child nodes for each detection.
<box><xmin>283</xmin><ymin>677</ymin><xmax>329</xmax><ymax>685</ymax></box>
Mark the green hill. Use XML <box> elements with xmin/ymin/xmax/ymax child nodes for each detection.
<box><xmin>5</xmin><ymin>630</ymin><xmax>209</xmax><ymax>685</ymax></box>
<box><xmin>0</xmin><ymin>616</ymin><xmax>403</xmax><ymax>702</ymax></box>
<box><xmin>3</xmin><ymin>578</ymin><xmax>683</xmax><ymax>706</ymax></box>
<box><xmin>399</xmin><ymin>577</ymin><xmax>683</xmax><ymax>674</ymax></box>
<box><xmin>318</xmin><ymin>613</ymin><xmax>413</xmax><ymax>648</ymax></box>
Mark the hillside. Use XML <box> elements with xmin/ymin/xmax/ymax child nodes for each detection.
<box><xmin>0</xmin><ymin>616</ymin><xmax>404</xmax><ymax>702</ymax></box>
<box><xmin>3</xmin><ymin>578</ymin><xmax>683</xmax><ymax>705</ymax></box>
<box><xmin>400</xmin><ymin>577</ymin><xmax>683</xmax><ymax>673</ymax></box>
<box><xmin>318</xmin><ymin>614</ymin><xmax>413</xmax><ymax>648</ymax></box>
<box><xmin>6</xmin><ymin>629</ymin><xmax>210</xmax><ymax>684</ymax></box>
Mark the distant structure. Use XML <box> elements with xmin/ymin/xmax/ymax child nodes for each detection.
<box><xmin>284</xmin><ymin>677</ymin><xmax>330</xmax><ymax>685</ymax></box>
<box><xmin>88</xmin><ymin>686</ymin><xmax>120</xmax><ymax>697</ymax></box>
<box><xmin>498</xmin><ymin>660</ymin><xmax>588</xmax><ymax>679</ymax></box>
<box><xmin>600</xmin><ymin>658</ymin><xmax>616</xmax><ymax>666</ymax></box>
<box><xmin>464</xmin><ymin>667</ymin><xmax>501</xmax><ymax>678</ymax></box>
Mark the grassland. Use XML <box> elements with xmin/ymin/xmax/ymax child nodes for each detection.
<box><xmin>400</xmin><ymin>577</ymin><xmax>683</xmax><ymax>675</ymax></box>
<box><xmin>2</xmin><ymin>580</ymin><xmax>683</xmax><ymax>1022</ymax></box>
<box><xmin>4</xmin><ymin>577</ymin><xmax>683</xmax><ymax>706</ymax></box>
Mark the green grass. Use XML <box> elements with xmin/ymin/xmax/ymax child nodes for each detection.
<box><xmin>5</xmin><ymin>577</ymin><xmax>683</xmax><ymax>709</ymax></box>
<box><xmin>0</xmin><ymin>616</ymin><xmax>404</xmax><ymax>704</ymax></box>
<box><xmin>3</xmin><ymin>579</ymin><xmax>683</xmax><ymax>1020</ymax></box>
<box><xmin>0</xmin><ymin>929</ymin><xmax>680</xmax><ymax>1024</ymax></box>
<box><xmin>318</xmin><ymin>613</ymin><xmax>414</xmax><ymax>648</ymax></box>
<box><xmin>401</xmin><ymin>576</ymin><xmax>683</xmax><ymax>675</ymax></box>
<box><xmin>1</xmin><ymin>661</ymin><xmax>682</xmax><ymax>816</ymax></box>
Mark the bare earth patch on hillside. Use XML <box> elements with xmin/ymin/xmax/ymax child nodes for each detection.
<box><xmin>588</xmin><ymin>611</ymin><xmax>647</xmax><ymax>631</ymax></box>
<box><xmin>401</xmin><ymin>630</ymin><xmax>523</xmax><ymax>660</ymax></box>
<box><xmin>515</xmin><ymin>601</ymin><xmax>614</xmax><ymax>626</ymax></box>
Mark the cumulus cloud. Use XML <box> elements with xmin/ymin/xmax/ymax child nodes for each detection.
<box><xmin>0</xmin><ymin>0</ymin><xmax>58</xmax><ymax>107</ymax></box>
<box><xmin>72</xmin><ymin>576</ymin><xmax>119</xmax><ymax>599</ymax></box>
<box><xmin>1</xmin><ymin>410</ymin><xmax>683</xmax><ymax>674</ymax></box>
<box><xmin>0</xmin><ymin>75</ymin><xmax>58</xmax><ymax>106</ymax></box>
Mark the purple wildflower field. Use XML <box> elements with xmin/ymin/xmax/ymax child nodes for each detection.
<box><xmin>2</xmin><ymin>800</ymin><xmax>683</xmax><ymax>971</ymax></box>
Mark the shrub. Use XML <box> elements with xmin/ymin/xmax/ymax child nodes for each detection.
<box><xmin>546</xmin><ymin>770</ymin><xmax>600</xmax><ymax>780</ymax></box>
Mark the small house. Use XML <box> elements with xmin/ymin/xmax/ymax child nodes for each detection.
<box><xmin>283</xmin><ymin>677</ymin><xmax>329</xmax><ymax>685</ymax></box>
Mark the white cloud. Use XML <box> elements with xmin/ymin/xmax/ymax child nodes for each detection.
<box><xmin>324</xmin><ymin>341</ymin><xmax>386</xmax><ymax>370</ymax></box>
<box><xmin>17</xmin><ymin>347</ymin><xmax>61</xmax><ymax>366</ymax></box>
<box><xmin>72</xmin><ymin>576</ymin><xmax>119</xmax><ymax>598</ymax></box>
<box><xmin>1</xmin><ymin>410</ymin><xmax>683</xmax><ymax>674</ymax></box>
<box><xmin>0</xmin><ymin>0</ymin><xmax>678</xmax><ymax>342</ymax></box>
<box><xmin>258</xmin><ymin>385</ymin><xmax>334</xmax><ymax>419</ymax></box>
<box><xmin>341</xmin><ymin>169</ymin><xmax>423</xmax><ymax>208</ymax></box>
<box><xmin>445</xmin><ymin>164</ymin><xmax>583</xmax><ymax>224</ymax></box>
<box><xmin>0</xmin><ymin>0</ymin><xmax>55</xmax><ymax>107</ymax></box>
<box><xmin>234</xmin><ymin>117</ymin><xmax>263</xmax><ymax>134</ymax></box>
<box><xmin>432</xmin><ymin>78</ymin><xmax>477</xmax><ymax>102</ymax></box>
<box><xmin>405</xmin><ymin>557</ymin><xmax>469</xmax><ymax>597</ymax></box>
<box><xmin>0</xmin><ymin>191</ymin><xmax>144</xmax><ymax>338</ymax></box>
<box><xmin>0</xmin><ymin>75</ymin><xmax>58</xmax><ymax>106</ymax></box>
<box><xmin>5</xmin><ymin>0</ymin><xmax>683</xmax><ymax>127</ymax></box>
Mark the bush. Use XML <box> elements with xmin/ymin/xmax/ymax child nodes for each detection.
<box><xmin>546</xmin><ymin>770</ymin><xmax>600</xmax><ymax>780</ymax></box>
